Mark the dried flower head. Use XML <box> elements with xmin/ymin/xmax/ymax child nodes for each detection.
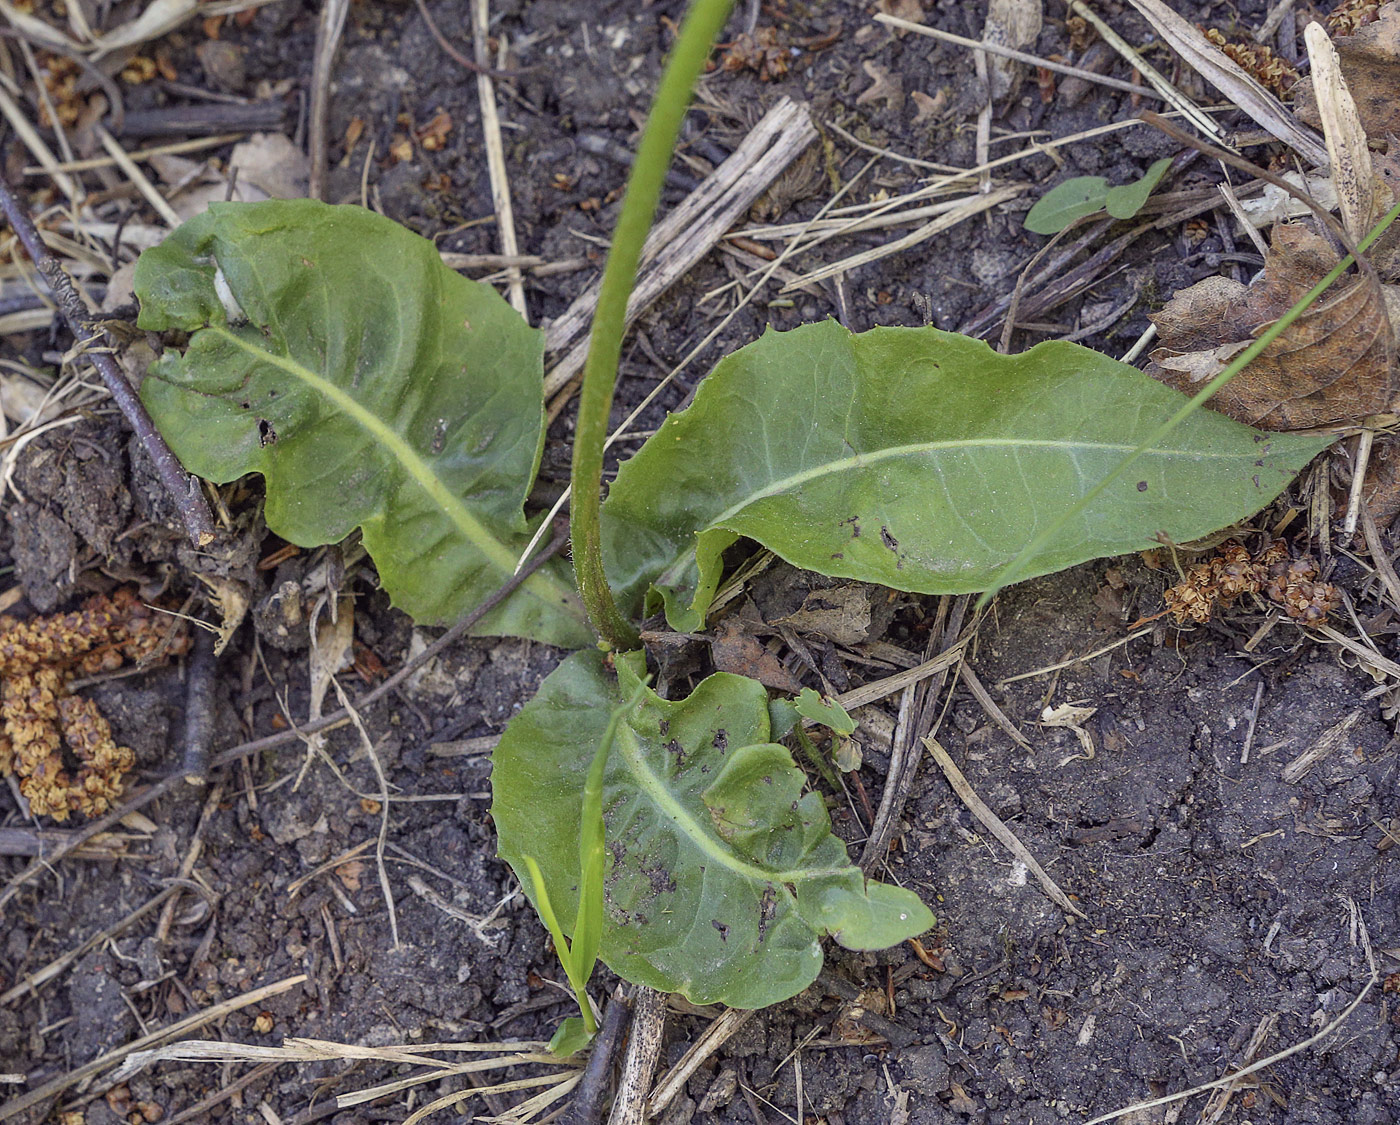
<box><xmin>0</xmin><ymin>590</ymin><xmax>187</xmax><ymax>821</ymax></box>
<box><xmin>1163</xmin><ymin>540</ymin><xmax>1339</xmax><ymax>626</ymax></box>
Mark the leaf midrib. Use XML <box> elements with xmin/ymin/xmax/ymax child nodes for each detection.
<box><xmin>708</xmin><ymin>435</ymin><xmax>1259</xmax><ymax>528</ymax></box>
<box><xmin>210</xmin><ymin>325</ymin><xmax>582</xmax><ymax>617</ymax></box>
<box><xmin>612</xmin><ymin>724</ymin><xmax>850</xmax><ymax>886</ymax></box>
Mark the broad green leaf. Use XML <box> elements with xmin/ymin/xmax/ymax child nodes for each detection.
<box><xmin>1023</xmin><ymin>175</ymin><xmax>1108</xmax><ymax>234</ymax></box>
<box><xmin>1105</xmin><ymin>157</ymin><xmax>1173</xmax><ymax>219</ymax></box>
<box><xmin>492</xmin><ymin>650</ymin><xmax>934</xmax><ymax>1008</ymax></box>
<box><xmin>601</xmin><ymin>321</ymin><xmax>1329</xmax><ymax>631</ymax></box>
<box><xmin>134</xmin><ymin>199</ymin><xmax>589</xmax><ymax>647</ymax></box>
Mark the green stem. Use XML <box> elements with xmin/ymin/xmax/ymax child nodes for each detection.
<box><xmin>982</xmin><ymin>199</ymin><xmax>1400</xmax><ymax>607</ymax></box>
<box><xmin>570</xmin><ymin>0</ymin><xmax>737</xmax><ymax>650</ymax></box>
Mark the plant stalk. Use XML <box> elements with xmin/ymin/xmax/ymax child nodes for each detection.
<box><xmin>570</xmin><ymin>0</ymin><xmax>736</xmax><ymax>650</ymax></box>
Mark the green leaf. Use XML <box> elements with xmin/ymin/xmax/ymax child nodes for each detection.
<box><xmin>134</xmin><ymin>199</ymin><xmax>590</xmax><ymax>647</ymax></box>
<box><xmin>572</xmin><ymin>688</ymin><xmax>646</xmax><ymax>989</ymax></box>
<box><xmin>522</xmin><ymin>855</ymin><xmax>579</xmax><ymax>983</ymax></box>
<box><xmin>601</xmin><ymin>321</ymin><xmax>1329</xmax><ymax>630</ymax></box>
<box><xmin>1104</xmin><ymin>157</ymin><xmax>1173</xmax><ymax>219</ymax></box>
<box><xmin>1023</xmin><ymin>175</ymin><xmax>1109</xmax><ymax>234</ymax></box>
<box><xmin>794</xmin><ymin>688</ymin><xmax>855</xmax><ymax>737</ymax></box>
<box><xmin>492</xmin><ymin>650</ymin><xmax>934</xmax><ymax>1008</ymax></box>
<box><xmin>548</xmin><ymin>1017</ymin><xmax>594</xmax><ymax>1057</ymax></box>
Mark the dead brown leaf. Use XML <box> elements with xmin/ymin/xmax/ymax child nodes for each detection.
<box><xmin>1146</xmin><ymin>223</ymin><xmax>1399</xmax><ymax>429</ymax></box>
<box><xmin>773</xmin><ymin>584</ymin><xmax>873</xmax><ymax>646</ymax></box>
<box><xmin>910</xmin><ymin>88</ymin><xmax>949</xmax><ymax>125</ymax></box>
<box><xmin>1297</xmin><ymin>2</ymin><xmax>1400</xmax><ymax>144</ymax></box>
<box><xmin>856</xmin><ymin>60</ymin><xmax>904</xmax><ymax>110</ymax></box>
<box><xmin>710</xmin><ymin>617</ymin><xmax>803</xmax><ymax>693</ymax></box>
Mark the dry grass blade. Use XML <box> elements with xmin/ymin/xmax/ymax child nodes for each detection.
<box><xmin>403</xmin><ymin>1074</ymin><xmax>581</xmax><ymax>1125</ymax></box>
<box><xmin>308</xmin><ymin>0</ymin><xmax>350</xmax><ymax>201</ymax></box>
<box><xmin>0</xmin><ymin>976</ymin><xmax>306</xmax><ymax>1121</ymax></box>
<box><xmin>0</xmin><ymin>0</ymin><xmax>79</xmax><ymax>51</ymax></box>
<box><xmin>95</xmin><ymin>125</ymin><xmax>180</xmax><ymax>227</ymax></box>
<box><xmin>1280</xmin><ymin>707</ymin><xmax>1363</xmax><ymax>782</ymax></box>
<box><xmin>1069</xmin><ymin>0</ymin><xmax>1224</xmax><ymax>139</ymax></box>
<box><xmin>958</xmin><ymin>663</ymin><xmax>1031</xmax><ymax>750</ymax></box>
<box><xmin>0</xmin><ymin>84</ymin><xmax>81</xmax><ymax>201</ymax></box>
<box><xmin>24</xmin><ymin>134</ymin><xmax>246</xmax><ymax>176</ymax></box>
<box><xmin>735</xmin><ymin>193</ymin><xmax>1004</xmax><ymax>244</ymax></box>
<box><xmin>1312</xmin><ymin>622</ymin><xmax>1400</xmax><ymax>680</ymax></box>
<box><xmin>473</xmin><ymin>0</ymin><xmax>527</xmax><ymax>318</ymax></box>
<box><xmin>0</xmin><ymin>884</ymin><xmax>179</xmax><ymax>1006</ymax></box>
<box><xmin>542</xmin><ymin>97</ymin><xmax>817</xmax><ymax>397</ymax></box>
<box><xmin>1122</xmin><ymin>0</ymin><xmax>1328</xmax><ymax>164</ymax></box>
<box><xmin>923</xmin><ymin>736</ymin><xmax>1088</xmax><ymax>920</ymax></box>
<box><xmin>782</xmin><ymin>186</ymin><xmax>1023</xmax><ymax>291</ymax></box>
<box><xmin>477</xmin><ymin>1073</ymin><xmax>583</xmax><ymax>1125</ymax></box>
<box><xmin>107</xmin><ymin>1035</ymin><xmax>574</xmax><ymax>1125</ymax></box>
<box><xmin>833</xmin><ymin>645</ymin><xmax>965</xmax><ymax>712</ymax></box>
<box><xmin>648</xmin><ymin>1008</ymin><xmax>755</xmax><ymax>1117</ymax></box>
<box><xmin>1359</xmin><ymin>501</ymin><xmax>1400</xmax><ymax>609</ymax></box>
<box><xmin>1304</xmin><ymin>20</ymin><xmax>1379</xmax><ymax>239</ymax></box>
<box><xmin>1201</xmin><ymin>1013</ymin><xmax>1278</xmax><ymax>1124</ymax></box>
<box><xmin>861</xmin><ymin>596</ymin><xmax>968</xmax><ymax>873</ymax></box>
<box><xmin>872</xmin><ymin>13</ymin><xmax>1163</xmax><ymax>99</ymax></box>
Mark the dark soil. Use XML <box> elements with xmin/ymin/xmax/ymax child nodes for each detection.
<box><xmin>3</xmin><ymin>2</ymin><xmax>1399</xmax><ymax>1125</ymax></box>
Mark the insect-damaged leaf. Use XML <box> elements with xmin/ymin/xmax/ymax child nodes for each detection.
<box><xmin>134</xmin><ymin>200</ymin><xmax>589</xmax><ymax>647</ymax></box>
<box><xmin>601</xmin><ymin>320</ymin><xmax>1329</xmax><ymax>632</ymax></box>
<box><xmin>491</xmin><ymin>650</ymin><xmax>933</xmax><ymax>1008</ymax></box>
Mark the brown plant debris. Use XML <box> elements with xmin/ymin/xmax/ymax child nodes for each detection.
<box><xmin>720</xmin><ymin>27</ymin><xmax>790</xmax><ymax>82</ymax></box>
<box><xmin>1203</xmin><ymin>28</ymin><xmax>1299</xmax><ymax>95</ymax></box>
<box><xmin>1163</xmin><ymin>540</ymin><xmax>1340</xmax><ymax>625</ymax></box>
<box><xmin>1327</xmin><ymin>0</ymin><xmax>1383</xmax><ymax>38</ymax></box>
<box><xmin>1145</xmin><ymin>223</ymin><xmax>1400</xmax><ymax>430</ymax></box>
<box><xmin>0</xmin><ymin>589</ymin><xmax>187</xmax><ymax>820</ymax></box>
<box><xmin>1298</xmin><ymin>2</ymin><xmax>1400</xmax><ymax>142</ymax></box>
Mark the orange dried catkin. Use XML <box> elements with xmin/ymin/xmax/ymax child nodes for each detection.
<box><xmin>0</xmin><ymin>589</ymin><xmax>186</xmax><ymax>821</ymax></box>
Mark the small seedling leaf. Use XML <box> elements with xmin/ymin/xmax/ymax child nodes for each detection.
<box><xmin>794</xmin><ymin>688</ymin><xmax>855</xmax><ymax>736</ymax></box>
<box><xmin>134</xmin><ymin>199</ymin><xmax>589</xmax><ymax>647</ymax></box>
<box><xmin>601</xmin><ymin>321</ymin><xmax>1329</xmax><ymax>630</ymax></box>
<box><xmin>548</xmin><ymin>1018</ymin><xmax>594</xmax><ymax>1057</ymax></box>
<box><xmin>1023</xmin><ymin>175</ymin><xmax>1109</xmax><ymax>234</ymax></box>
<box><xmin>1104</xmin><ymin>158</ymin><xmax>1173</xmax><ymax>219</ymax></box>
<box><xmin>493</xmin><ymin>649</ymin><xmax>934</xmax><ymax>1008</ymax></box>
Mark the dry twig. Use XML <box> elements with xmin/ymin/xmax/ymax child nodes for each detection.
<box><xmin>0</xmin><ymin>529</ymin><xmax>569</xmax><ymax>912</ymax></box>
<box><xmin>0</xmin><ymin>172</ymin><xmax>215</xmax><ymax>545</ymax></box>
